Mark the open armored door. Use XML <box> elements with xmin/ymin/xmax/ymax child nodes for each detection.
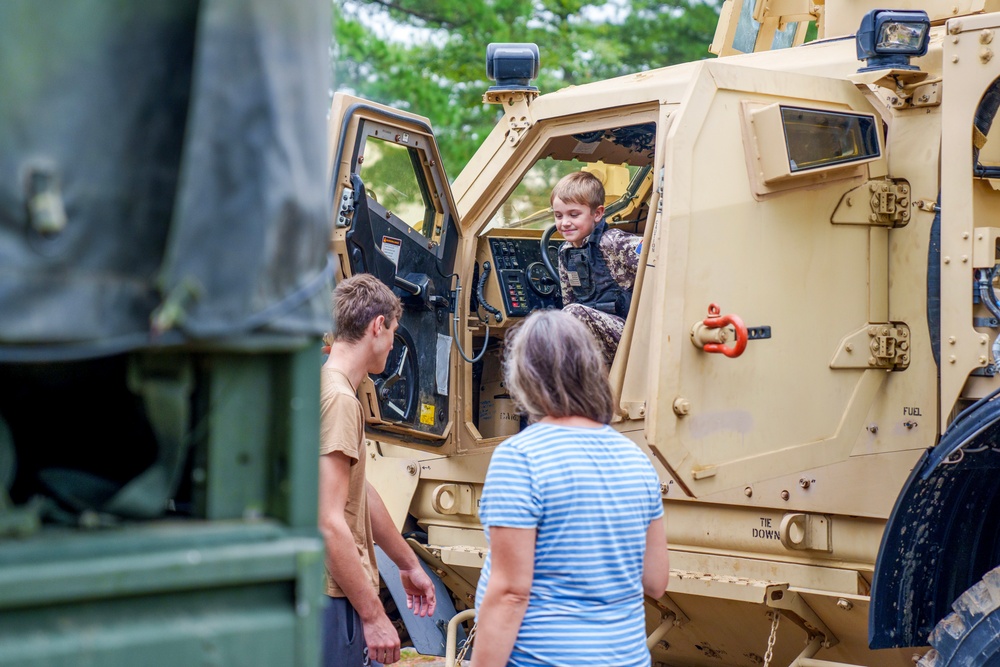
<box><xmin>638</xmin><ymin>62</ymin><xmax>895</xmax><ymax>497</ymax></box>
<box><xmin>329</xmin><ymin>94</ymin><xmax>460</xmax><ymax>443</ymax></box>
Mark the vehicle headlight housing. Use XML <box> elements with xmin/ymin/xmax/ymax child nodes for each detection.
<box><xmin>486</xmin><ymin>43</ymin><xmax>539</xmax><ymax>91</ymax></box>
<box><xmin>856</xmin><ymin>10</ymin><xmax>930</xmax><ymax>72</ymax></box>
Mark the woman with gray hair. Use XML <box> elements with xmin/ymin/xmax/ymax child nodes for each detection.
<box><xmin>471</xmin><ymin>310</ymin><xmax>669</xmax><ymax>667</ymax></box>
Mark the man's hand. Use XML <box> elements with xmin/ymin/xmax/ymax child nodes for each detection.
<box><xmin>399</xmin><ymin>566</ymin><xmax>437</xmax><ymax>617</ymax></box>
<box><xmin>362</xmin><ymin>610</ymin><xmax>401</xmax><ymax>665</ymax></box>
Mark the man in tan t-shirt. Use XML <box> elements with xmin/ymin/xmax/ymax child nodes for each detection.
<box><xmin>319</xmin><ymin>274</ymin><xmax>436</xmax><ymax>667</ymax></box>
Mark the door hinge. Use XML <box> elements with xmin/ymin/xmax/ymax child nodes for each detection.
<box><xmin>831</xmin><ymin>178</ymin><xmax>911</xmax><ymax>228</ymax></box>
<box><xmin>336</xmin><ymin>186</ymin><xmax>355</xmax><ymax>228</ymax></box>
<box><xmin>830</xmin><ymin>322</ymin><xmax>910</xmax><ymax>370</ymax></box>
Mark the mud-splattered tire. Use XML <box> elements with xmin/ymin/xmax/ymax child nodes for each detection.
<box><xmin>918</xmin><ymin>565</ymin><xmax>1000</xmax><ymax>666</ymax></box>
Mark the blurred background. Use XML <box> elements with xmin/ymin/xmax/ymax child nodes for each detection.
<box><xmin>331</xmin><ymin>0</ymin><xmax>723</xmax><ymax>176</ymax></box>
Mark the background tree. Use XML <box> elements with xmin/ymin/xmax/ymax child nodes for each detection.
<box><xmin>332</xmin><ymin>0</ymin><xmax>722</xmax><ymax>176</ymax></box>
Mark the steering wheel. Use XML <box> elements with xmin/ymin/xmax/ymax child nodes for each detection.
<box><xmin>371</xmin><ymin>325</ymin><xmax>419</xmax><ymax>423</ymax></box>
<box><xmin>540</xmin><ymin>223</ymin><xmax>560</xmax><ymax>283</ymax></box>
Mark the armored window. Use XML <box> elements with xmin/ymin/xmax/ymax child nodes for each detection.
<box><xmin>747</xmin><ymin>104</ymin><xmax>882</xmax><ymax>184</ymax></box>
<box><xmin>356</xmin><ymin>123</ymin><xmax>444</xmax><ymax>247</ymax></box>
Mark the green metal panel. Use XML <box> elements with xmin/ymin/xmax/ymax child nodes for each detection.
<box><xmin>275</xmin><ymin>346</ymin><xmax>323</xmax><ymax>529</ymax></box>
<box><xmin>0</xmin><ymin>523</ymin><xmax>324</xmax><ymax>666</ymax></box>
<box><xmin>0</xmin><ymin>346</ymin><xmax>326</xmax><ymax>666</ymax></box>
<box><xmin>3</xmin><ymin>590</ymin><xmax>297</xmax><ymax>667</ymax></box>
<box><xmin>204</xmin><ymin>355</ymin><xmax>274</xmax><ymax>520</ymax></box>
<box><xmin>198</xmin><ymin>348</ymin><xmax>320</xmax><ymax>527</ymax></box>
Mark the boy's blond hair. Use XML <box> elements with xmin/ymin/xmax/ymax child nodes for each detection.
<box><xmin>550</xmin><ymin>171</ymin><xmax>605</xmax><ymax>211</ymax></box>
<box><xmin>331</xmin><ymin>273</ymin><xmax>402</xmax><ymax>343</ymax></box>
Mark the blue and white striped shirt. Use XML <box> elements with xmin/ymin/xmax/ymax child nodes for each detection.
<box><xmin>475</xmin><ymin>422</ymin><xmax>664</xmax><ymax>667</ymax></box>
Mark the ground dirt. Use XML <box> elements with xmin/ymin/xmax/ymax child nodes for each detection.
<box><xmin>397</xmin><ymin>647</ymin><xmax>447</xmax><ymax>666</ymax></box>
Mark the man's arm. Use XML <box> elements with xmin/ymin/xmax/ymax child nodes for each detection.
<box><xmin>368</xmin><ymin>482</ymin><xmax>437</xmax><ymax>617</ymax></box>
<box><xmin>319</xmin><ymin>451</ymin><xmax>401</xmax><ymax>664</ymax></box>
<box><xmin>469</xmin><ymin>526</ymin><xmax>536</xmax><ymax>667</ymax></box>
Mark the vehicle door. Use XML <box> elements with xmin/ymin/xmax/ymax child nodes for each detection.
<box><xmin>635</xmin><ymin>62</ymin><xmax>908</xmax><ymax>497</ymax></box>
<box><xmin>328</xmin><ymin>94</ymin><xmax>460</xmax><ymax>443</ymax></box>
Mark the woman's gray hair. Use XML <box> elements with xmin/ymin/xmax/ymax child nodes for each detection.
<box><xmin>503</xmin><ymin>309</ymin><xmax>614</xmax><ymax>424</ymax></box>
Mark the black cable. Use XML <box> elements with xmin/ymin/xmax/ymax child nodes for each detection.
<box><xmin>476</xmin><ymin>262</ymin><xmax>503</xmax><ymax>323</ymax></box>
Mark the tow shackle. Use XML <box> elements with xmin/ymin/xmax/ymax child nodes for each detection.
<box><xmin>690</xmin><ymin>303</ymin><xmax>748</xmax><ymax>358</ymax></box>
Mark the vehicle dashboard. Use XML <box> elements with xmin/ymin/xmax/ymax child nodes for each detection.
<box><xmin>471</xmin><ymin>231</ymin><xmax>565</xmax><ymax>326</ymax></box>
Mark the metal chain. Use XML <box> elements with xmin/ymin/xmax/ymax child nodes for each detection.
<box><xmin>762</xmin><ymin>611</ymin><xmax>780</xmax><ymax>667</ymax></box>
<box><xmin>455</xmin><ymin>621</ymin><xmax>478</xmax><ymax>665</ymax></box>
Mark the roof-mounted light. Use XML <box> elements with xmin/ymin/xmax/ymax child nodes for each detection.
<box><xmin>856</xmin><ymin>10</ymin><xmax>930</xmax><ymax>72</ymax></box>
<box><xmin>485</xmin><ymin>43</ymin><xmax>539</xmax><ymax>93</ymax></box>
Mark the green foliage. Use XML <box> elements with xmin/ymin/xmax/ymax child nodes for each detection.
<box><xmin>332</xmin><ymin>0</ymin><xmax>723</xmax><ymax>177</ymax></box>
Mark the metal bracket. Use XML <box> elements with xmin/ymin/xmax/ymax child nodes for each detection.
<box><xmin>830</xmin><ymin>322</ymin><xmax>910</xmax><ymax>370</ymax></box>
<box><xmin>850</xmin><ymin>69</ymin><xmax>939</xmax><ymax>110</ymax></box>
<box><xmin>646</xmin><ymin>589</ymin><xmax>691</xmax><ymax>628</ymax></box>
<box><xmin>483</xmin><ymin>91</ymin><xmax>536</xmax><ymax>147</ymax></box>
<box><xmin>911</xmin><ymin>81</ymin><xmax>942</xmax><ymax>108</ymax></box>
<box><xmin>765</xmin><ymin>585</ymin><xmax>839</xmax><ymax>647</ymax></box>
<box><xmin>779</xmin><ymin>513</ymin><xmax>832</xmax><ymax>552</ymax></box>
<box><xmin>336</xmin><ymin>186</ymin><xmax>355</xmax><ymax>228</ymax></box>
<box><xmin>831</xmin><ymin>179</ymin><xmax>911</xmax><ymax>228</ymax></box>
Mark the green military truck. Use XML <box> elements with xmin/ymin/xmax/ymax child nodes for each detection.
<box><xmin>1</xmin><ymin>1</ymin><xmax>331</xmax><ymax>664</ymax></box>
<box><xmin>328</xmin><ymin>1</ymin><xmax>1000</xmax><ymax>665</ymax></box>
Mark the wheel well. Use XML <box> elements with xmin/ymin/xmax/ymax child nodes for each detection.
<box><xmin>870</xmin><ymin>409</ymin><xmax>1000</xmax><ymax>649</ymax></box>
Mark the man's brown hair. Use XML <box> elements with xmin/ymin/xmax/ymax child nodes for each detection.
<box><xmin>503</xmin><ymin>309</ymin><xmax>614</xmax><ymax>424</ymax></box>
<box><xmin>550</xmin><ymin>171</ymin><xmax>605</xmax><ymax>212</ymax></box>
<box><xmin>331</xmin><ymin>273</ymin><xmax>402</xmax><ymax>343</ymax></box>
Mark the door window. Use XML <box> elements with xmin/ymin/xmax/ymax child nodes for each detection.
<box><xmin>356</xmin><ymin>123</ymin><xmax>445</xmax><ymax>247</ymax></box>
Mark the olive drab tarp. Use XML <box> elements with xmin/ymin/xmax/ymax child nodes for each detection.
<box><xmin>0</xmin><ymin>0</ymin><xmax>332</xmax><ymax>359</ymax></box>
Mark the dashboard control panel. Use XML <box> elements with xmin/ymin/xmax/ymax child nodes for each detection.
<box><xmin>488</xmin><ymin>238</ymin><xmax>562</xmax><ymax>316</ymax></box>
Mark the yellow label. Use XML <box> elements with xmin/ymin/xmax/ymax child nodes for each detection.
<box><xmin>419</xmin><ymin>403</ymin><xmax>435</xmax><ymax>425</ymax></box>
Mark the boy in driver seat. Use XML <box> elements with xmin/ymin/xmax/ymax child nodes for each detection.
<box><xmin>552</xmin><ymin>171</ymin><xmax>641</xmax><ymax>367</ymax></box>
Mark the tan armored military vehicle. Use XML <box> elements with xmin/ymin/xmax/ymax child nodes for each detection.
<box><xmin>328</xmin><ymin>1</ymin><xmax>1000</xmax><ymax>664</ymax></box>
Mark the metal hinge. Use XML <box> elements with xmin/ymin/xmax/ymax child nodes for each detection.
<box><xmin>830</xmin><ymin>322</ymin><xmax>910</xmax><ymax>370</ymax></box>
<box><xmin>336</xmin><ymin>186</ymin><xmax>355</xmax><ymax>228</ymax></box>
<box><xmin>869</xmin><ymin>324</ymin><xmax>910</xmax><ymax>369</ymax></box>
<box><xmin>831</xmin><ymin>178</ymin><xmax>911</xmax><ymax>228</ymax></box>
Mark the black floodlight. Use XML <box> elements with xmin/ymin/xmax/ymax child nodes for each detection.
<box><xmin>486</xmin><ymin>42</ymin><xmax>539</xmax><ymax>92</ymax></box>
<box><xmin>856</xmin><ymin>9</ymin><xmax>930</xmax><ymax>72</ymax></box>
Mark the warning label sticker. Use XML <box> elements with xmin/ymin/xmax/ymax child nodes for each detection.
<box><xmin>420</xmin><ymin>403</ymin><xmax>435</xmax><ymax>426</ymax></box>
<box><xmin>381</xmin><ymin>236</ymin><xmax>402</xmax><ymax>268</ymax></box>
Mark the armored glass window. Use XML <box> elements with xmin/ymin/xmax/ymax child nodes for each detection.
<box><xmin>781</xmin><ymin>107</ymin><xmax>880</xmax><ymax>172</ymax></box>
<box><xmin>748</xmin><ymin>103</ymin><xmax>882</xmax><ymax>185</ymax></box>
<box><xmin>358</xmin><ymin>131</ymin><xmax>441</xmax><ymax>245</ymax></box>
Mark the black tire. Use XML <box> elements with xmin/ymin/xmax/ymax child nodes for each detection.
<box><xmin>919</xmin><ymin>565</ymin><xmax>1000</xmax><ymax>666</ymax></box>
